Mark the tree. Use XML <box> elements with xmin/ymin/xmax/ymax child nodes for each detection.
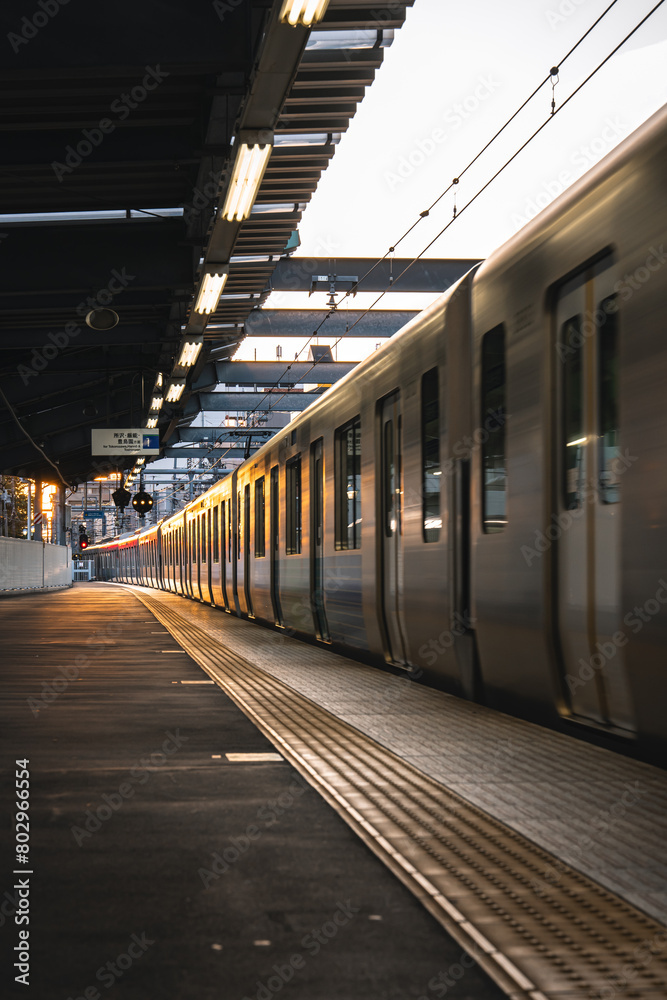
<box><xmin>1</xmin><ymin>476</ymin><xmax>29</xmax><ymax>537</ymax></box>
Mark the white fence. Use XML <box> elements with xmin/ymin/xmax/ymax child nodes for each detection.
<box><xmin>0</xmin><ymin>538</ymin><xmax>72</xmax><ymax>592</ymax></box>
<box><xmin>72</xmin><ymin>560</ymin><xmax>95</xmax><ymax>582</ymax></box>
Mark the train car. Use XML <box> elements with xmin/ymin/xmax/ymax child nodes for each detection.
<box><xmin>89</xmin><ymin>104</ymin><xmax>667</xmax><ymax>763</ymax></box>
<box><xmin>469</xmin><ymin>104</ymin><xmax>667</xmax><ymax>757</ymax></box>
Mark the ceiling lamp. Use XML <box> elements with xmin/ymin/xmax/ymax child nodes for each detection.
<box><xmin>279</xmin><ymin>0</ymin><xmax>330</xmax><ymax>26</ymax></box>
<box><xmin>85</xmin><ymin>308</ymin><xmax>119</xmax><ymax>330</ymax></box>
<box><xmin>194</xmin><ymin>266</ymin><xmax>229</xmax><ymax>315</ymax></box>
<box><xmin>221</xmin><ymin>131</ymin><xmax>273</xmax><ymax>222</ymax></box>
<box><xmin>150</xmin><ymin>395</ymin><xmax>163</xmax><ymax>411</ymax></box>
<box><xmin>165</xmin><ymin>380</ymin><xmax>186</xmax><ymax>403</ymax></box>
<box><xmin>178</xmin><ymin>335</ymin><xmax>204</xmax><ymax>367</ymax></box>
<box><xmin>146</xmin><ymin>417</ymin><xmax>158</xmax><ymax>428</ymax></box>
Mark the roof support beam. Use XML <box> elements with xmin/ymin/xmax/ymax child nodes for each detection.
<box><xmin>241</xmin><ymin>309</ymin><xmax>417</xmax><ymax>338</ymax></box>
<box><xmin>193</xmin><ymin>360</ymin><xmax>356</xmax><ymax>388</ymax></box>
<box><xmin>186</xmin><ymin>391</ymin><xmax>322</xmax><ymax>414</ymax></box>
<box><xmin>263</xmin><ymin>257</ymin><xmax>479</xmax><ymax>293</ymax></box>
<box><xmin>172</xmin><ymin>426</ymin><xmax>285</xmax><ymax>443</ymax></box>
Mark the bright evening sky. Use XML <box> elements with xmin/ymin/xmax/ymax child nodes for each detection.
<box><xmin>233</xmin><ymin>0</ymin><xmax>667</xmax><ymax>363</ymax></box>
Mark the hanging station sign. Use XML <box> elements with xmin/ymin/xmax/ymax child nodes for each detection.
<box><xmin>91</xmin><ymin>429</ymin><xmax>160</xmax><ymax>456</ymax></box>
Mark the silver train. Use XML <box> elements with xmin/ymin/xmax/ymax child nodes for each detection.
<box><xmin>90</xmin><ymin>104</ymin><xmax>667</xmax><ymax>764</ymax></box>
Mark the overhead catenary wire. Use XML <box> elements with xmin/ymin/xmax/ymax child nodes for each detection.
<box><xmin>227</xmin><ymin>0</ymin><xmax>666</xmax><ymax>427</ymax></box>
<box><xmin>0</xmin><ymin>385</ymin><xmax>71</xmax><ymax>490</ymax></box>
<box><xmin>158</xmin><ymin>0</ymin><xmax>664</xmax><ymax>497</ymax></box>
<box><xmin>121</xmin><ymin>0</ymin><xmax>636</xmax><ymax>498</ymax></box>
<box><xmin>216</xmin><ymin>0</ymin><xmax>641</xmax><ymax>427</ymax></box>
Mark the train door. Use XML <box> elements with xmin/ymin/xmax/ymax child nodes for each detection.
<box><xmin>379</xmin><ymin>391</ymin><xmax>408</xmax><ymax>665</ymax></box>
<box><xmin>554</xmin><ymin>257</ymin><xmax>635</xmax><ymax>731</ymax></box>
<box><xmin>270</xmin><ymin>466</ymin><xmax>283</xmax><ymax>625</ymax></box>
<box><xmin>244</xmin><ymin>484</ymin><xmax>253</xmax><ymax>616</ymax></box>
<box><xmin>187</xmin><ymin>517</ymin><xmax>195</xmax><ymax>598</ymax></box>
<box><xmin>176</xmin><ymin>526</ymin><xmax>183</xmax><ymax>594</ymax></box>
<box><xmin>194</xmin><ymin>514</ymin><xmax>202</xmax><ymax>600</ymax></box>
<box><xmin>203</xmin><ymin>508</ymin><xmax>212</xmax><ymax>603</ymax></box>
<box><xmin>310</xmin><ymin>439</ymin><xmax>329</xmax><ymax>640</ymax></box>
<box><xmin>220</xmin><ymin>500</ymin><xmax>229</xmax><ymax>610</ymax></box>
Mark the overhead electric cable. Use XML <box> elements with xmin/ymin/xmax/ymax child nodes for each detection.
<box><xmin>221</xmin><ymin>0</ymin><xmax>642</xmax><ymax>422</ymax></box>
<box><xmin>0</xmin><ymin>385</ymin><xmax>71</xmax><ymax>490</ymax></box>
<box><xmin>253</xmin><ymin>0</ymin><xmax>666</xmax><ymax>415</ymax></box>
<box><xmin>156</xmin><ymin>0</ymin><xmax>663</xmax><ymax>496</ymax></box>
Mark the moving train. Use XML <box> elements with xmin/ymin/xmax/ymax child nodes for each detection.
<box><xmin>89</xmin><ymin>104</ymin><xmax>667</xmax><ymax>765</ymax></box>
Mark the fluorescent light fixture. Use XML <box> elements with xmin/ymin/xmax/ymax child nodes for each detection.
<box><xmin>146</xmin><ymin>417</ymin><xmax>158</xmax><ymax>428</ymax></box>
<box><xmin>307</xmin><ymin>29</ymin><xmax>393</xmax><ymax>50</ymax></box>
<box><xmin>194</xmin><ymin>267</ymin><xmax>229</xmax><ymax>314</ymax></box>
<box><xmin>136</xmin><ymin>458</ymin><xmax>145</xmax><ymax>466</ymax></box>
<box><xmin>178</xmin><ymin>335</ymin><xmax>204</xmax><ymax>367</ymax></box>
<box><xmin>155</xmin><ymin>372</ymin><xmax>163</xmax><ymax>388</ymax></box>
<box><xmin>151</xmin><ymin>395</ymin><xmax>164</xmax><ymax>411</ymax></box>
<box><xmin>279</xmin><ymin>0</ymin><xmax>329</xmax><ymax>26</ymax></box>
<box><xmin>275</xmin><ymin>133</ymin><xmax>340</xmax><ymax>147</ymax></box>
<box><xmin>250</xmin><ymin>201</ymin><xmax>307</xmax><ymax>215</ymax></box>
<box><xmin>166</xmin><ymin>380</ymin><xmax>186</xmax><ymax>403</ymax></box>
<box><xmin>221</xmin><ymin>131</ymin><xmax>273</xmax><ymax>222</ymax></box>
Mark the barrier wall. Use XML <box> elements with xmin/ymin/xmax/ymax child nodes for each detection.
<box><xmin>0</xmin><ymin>538</ymin><xmax>72</xmax><ymax>592</ymax></box>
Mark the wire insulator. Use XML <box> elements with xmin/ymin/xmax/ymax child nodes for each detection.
<box><xmin>550</xmin><ymin>66</ymin><xmax>559</xmax><ymax>115</ymax></box>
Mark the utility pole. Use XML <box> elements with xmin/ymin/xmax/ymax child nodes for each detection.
<box><xmin>34</xmin><ymin>480</ymin><xmax>43</xmax><ymax>542</ymax></box>
<box><xmin>26</xmin><ymin>481</ymin><xmax>32</xmax><ymax>540</ymax></box>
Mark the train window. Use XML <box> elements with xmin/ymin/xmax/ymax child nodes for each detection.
<box><xmin>384</xmin><ymin>419</ymin><xmax>395</xmax><ymax>537</ymax></box>
<box><xmin>213</xmin><ymin>505</ymin><xmax>219</xmax><ymax>562</ymax></box>
<box><xmin>255</xmin><ymin>478</ymin><xmax>266</xmax><ymax>557</ymax></box>
<box><xmin>561</xmin><ymin>314</ymin><xmax>584</xmax><ymax>509</ymax></box>
<box><xmin>244</xmin><ymin>485</ymin><xmax>251</xmax><ymax>569</ymax></box>
<box><xmin>421</xmin><ymin>367</ymin><xmax>441</xmax><ymax>542</ymax></box>
<box><xmin>335</xmin><ymin>415</ymin><xmax>362</xmax><ymax>549</ymax></box>
<box><xmin>286</xmin><ymin>456</ymin><xmax>302</xmax><ymax>554</ymax></box>
<box><xmin>481</xmin><ymin>324</ymin><xmax>507</xmax><ymax>532</ymax></box>
<box><xmin>237</xmin><ymin>491</ymin><xmax>241</xmax><ymax>559</ymax></box>
<box><xmin>598</xmin><ymin>296</ymin><xmax>620</xmax><ymax>504</ymax></box>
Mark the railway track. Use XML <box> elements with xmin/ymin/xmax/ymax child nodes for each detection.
<box><xmin>138</xmin><ymin>589</ymin><xmax>667</xmax><ymax>1000</ymax></box>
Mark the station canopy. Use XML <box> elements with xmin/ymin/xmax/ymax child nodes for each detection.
<box><xmin>0</xmin><ymin>1</ymin><xmax>432</xmax><ymax>487</ymax></box>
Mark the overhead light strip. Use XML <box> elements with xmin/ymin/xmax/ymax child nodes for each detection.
<box><xmin>221</xmin><ymin>131</ymin><xmax>274</xmax><ymax>222</ymax></box>
<box><xmin>165</xmin><ymin>381</ymin><xmax>186</xmax><ymax>403</ymax></box>
<box><xmin>178</xmin><ymin>335</ymin><xmax>204</xmax><ymax>367</ymax></box>
<box><xmin>279</xmin><ymin>0</ymin><xmax>330</xmax><ymax>26</ymax></box>
<box><xmin>194</xmin><ymin>268</ymin><xmax>229</xmax><ymax>315</ymax></box>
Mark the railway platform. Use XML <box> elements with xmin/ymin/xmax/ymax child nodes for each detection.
<box><xmin>2</xmin><ymin>582</ymin><xmax>667</xmax><ymax>1000</ymax></box>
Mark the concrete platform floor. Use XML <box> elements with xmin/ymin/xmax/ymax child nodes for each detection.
<box><xmin>1</xmin><ymin>584</ymin><xmax>506</xmax><ymax>1000</ymax></box>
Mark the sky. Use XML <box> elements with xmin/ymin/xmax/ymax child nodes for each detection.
<box><xmin>233</xmin><ymin>0</ymin><xmax>667</xmax><ymax>364</ymax></box>
<box><xmin>177</xmin><ymin>0</ymin><xmax>667</xmax><ymax>489</ymax></box>
<box><xmin>298</xmin><ymin>0</ymin><xmax>667</xmax><ymax>261</ymax></box>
